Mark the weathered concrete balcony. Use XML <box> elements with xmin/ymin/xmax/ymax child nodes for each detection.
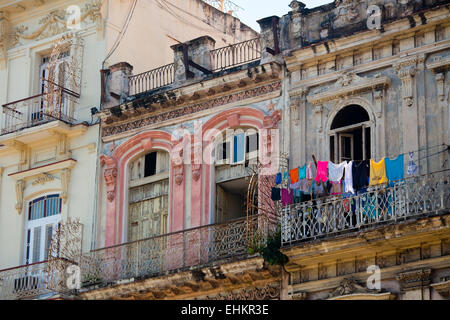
<box><xmin>1</xmin><ymin>84</ymin><xmax>79</xmax><ymax>136</ymax></box>
<box><xmin>127</xmin><ymin>37</ymin><xmax>261</xmax><ymax>96</ymax></box>
<box><xmin>281</xmin><ymin>170</ymin><xmax>450</xmax><ymax>247</ymax></box>
<box><xmin>80</xmin><ymin>215</ymin><xmax>265</xmax><ymax>289</ymax></box>
<box><xmin>0</xmin><ymin>259</ymin><xmax>70</xmax><ymax>300</ymax></box>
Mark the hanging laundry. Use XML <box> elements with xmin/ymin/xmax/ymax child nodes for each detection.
<box><xmin>407</xmin><ymin>152</ymin><xmax>418</xmax><ymax>175</ymax></box>
<box><xmin>290</xmin><ymin>181</ymin><xmax>301</xmax><ymax>189</ymax></box>
<box><xmin>330</xmin><ymin>181</ymin><xmax>343</xmax><ymax>195</ymax></box>
<box><xmin>352</xmin><ymin>160</ymin><xmax>369</xmax><ymax>190</ymax></box>
<box><xmin>369</xmin><ymin>158</ymin><xmax>388</xmax><ymax>186</ymax></box>
<box><xmin>299</xmin><ymin>179</ymin><xmax>311</xmax><ymax>193</ymax></box>
<box><xmin>283</xmin><ymin>171</ymin><xmax>289</xmax><ymax>180</ymax></box>
<box><xmin>344</xmin><ymin>161</ymin><xmax>355</xmax><ymax>194</ymax></box>
<box><xmin>315</xmin><ymin>161</ymin><xmax>329</xmax><ymax>183</ymax></box>
<box><xmin>290</xmin><ymin>167</ymin><xmax>299</xmax><ymax>184</ymax></box>
<box><xmin>298</xmin><ymin>164</ymin><xmax>307</xmax><ymax>180</ymax></box>
<box><xmin>293</xmin><ymin>189</ymin><xmax>302</xmax><ymax>204</ymax></box>
<box><xmin>306</xmin><ymin>162</ymin><xmax>314</xmax><ymax>180</ymax></box>
<box><xmin>275</xmin><ymin>173</ymin><xmax>282</xmax><ymax>185</ymax></box>
<box><xmin>328</xmin><ymin>161</ymin><xmax>346</xmax><ymax>182</ymax></box>
<box><xmin>281</xmin><ymin>188</ymin><xmax>293</xmax><ymax>206</ymax></box>
<box><xmin>385</xmin><ymin>154</ymin><xmax>404</xmax><ymax>182</ymax></box>
<box><xmin>312</xmin><ymin>181</ymin><xmax>325</xmax><ymax>198</ymax></box>
<box><xmin>271</xmin><ymin>187</ymin><xmax>281</xmax><ymax>201</ymax></box>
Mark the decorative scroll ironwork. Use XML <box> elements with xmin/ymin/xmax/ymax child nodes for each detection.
<box><xmin>80</xmin><ymin>215</ymin><xmax>264</xmax><ymax>288</ymax></box>
<box><xmin>0</xmin><ymin>258</ymin><xmax>71</xmax><ymax>300</ymax></box>
<box><xmin>210</xmin><ymin>38</ymin><xmax>261</xmax><ymax>72</ymax></box>
<box><xmin>129</xmin><ymin>63</ymin><xmax>175</xmax><ymax>96</ymax></box>
<box><xmin>281</xmin><ymin>170</ymin><xmax>450</xmax><ymax>246</ymax></box>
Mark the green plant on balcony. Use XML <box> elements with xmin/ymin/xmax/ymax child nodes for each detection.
<box><xmin>248</xmin><ymin>229</ymin><xmax>288</xmax><ymax>266</ymax></box>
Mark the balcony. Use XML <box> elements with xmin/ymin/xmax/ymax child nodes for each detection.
<box><xmin>210</xmin><ymin>37</ymin><xmax>261</xmax><ymax>72</ymax></box>
<box><xmin>0</xmin><ymin>259</ymin><xmax>70</xmax><ymax>300</ymax></box>
<box><xmin>1</xmin><ymin>83</ymin><xmax>79</xmax><ymax>136</ymax></box>
<box><xmin>281</xmin><ymin>170</ymin><xmax>450</xmax><ymax>247</ymax></box>
<box><xmin>80</xmin><ymin>215</ymin><xmax>267</xmax><ymax>288</ymax></box>
<box><xmin>127</xmin><ymin>38</ymin><xmax>261</xmax><ymax>96</ymax></box>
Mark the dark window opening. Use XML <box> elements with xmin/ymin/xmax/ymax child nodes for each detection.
<box><xmin>144</xmin><ymin>152</ymin><xmax>157</xmax><ymax>177</ymax></box>
<box><xmin>246</xmin><ymin>133</ymin><xmax>259</xmax><ymax>153</ymax></box>
<box><xmin>331</xmin><ymin>105</ymin><xmax>370</xmax><ymax>130</ymax></box>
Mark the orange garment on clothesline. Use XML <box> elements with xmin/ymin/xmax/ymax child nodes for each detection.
<box><xmin>290</xmin><ymin>168</ymin><xmax>299</xmax><ymax>184</ymax></box>
<box><xmin>369</xmin><ymin>158</ymin><xmax>388</xmax><ymax>185</ymax></box>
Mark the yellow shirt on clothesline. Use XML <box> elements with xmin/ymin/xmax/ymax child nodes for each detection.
<box><xmin>369</xmin><ymin>158</ymin><xmax>388</xmax><ymax>186</ymax></box>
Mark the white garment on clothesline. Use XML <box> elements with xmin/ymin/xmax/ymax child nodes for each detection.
<box><xmin>328</xmin><ymin>161</ymin><xmax>346</xmax><ymax>182</ymax></box>
<box><xmin>344</xmin><ymin>161</ymin><xmax>355</xmax><ymax>194</ymax></box>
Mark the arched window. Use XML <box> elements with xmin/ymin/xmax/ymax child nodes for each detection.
<box><xmin>329</xmin><ymin>105</ymin><xmax>372</xmax><ymax>162</ymax></box>
<box><xmin>127</xmin><ymin>150</ymin><xmax>169</xmax><ymax>241</ymax></box>
<box><xmin>214</xmin><ymin>127</ymin><xmax>258</xmax><ymax>223</ymax></box>
<box><xmin>25</xmin><ymin>194</ymin><xmax>62</xmax><ymax>264</ymax></box>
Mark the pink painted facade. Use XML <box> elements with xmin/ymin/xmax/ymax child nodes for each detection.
<box><xmin>100</xmin><ymin>107</ymin><xmax>281</xmax><ymax>247</ymax></box>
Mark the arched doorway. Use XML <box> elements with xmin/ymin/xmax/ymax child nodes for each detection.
<box><xmin>127</xmin><ymin>150</ymin><xmax>169</xmax><ymax>241</ymax></box>
<box><xmin>329</xmin><ymin>105</ymin><xmax>372</xmax><ymax>162</ymax></box>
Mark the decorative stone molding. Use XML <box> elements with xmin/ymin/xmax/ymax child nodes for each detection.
<box><xmin>263</xmin><ymin>110</ymin><xmax>282</xmax><ymax>129</ymax></box>
<box><xmin>51</xmin><ymin>131</ymin><xmax>71</xmax><ymax>160</ymax></box>
<box><xmin>435</xmin><ymin>73</ymin><xmax>445</xmax><ymax>102</ymax></box>
<box><xmin>290</xmin><ymin>291</ymin><xmax>307</xmax><ymax>300</ymax></box>
<box><xmin>0</xmin><ymin>11</ymin><xmax>10</xmax><ymax>69</ymax></box>
<box><xmin>100</xmin><ymin>155</ymin><xmax>117</xmax><ymax>202</ymax></box>
<box><xmin>32</xmin><ymin>173</ymin><xmax>55</xmax><ymax>186</ymax></box>
<box><xmin>226</xmin><ymin>114</ymin><xmax>240</xmax><ymax>128</ymax></box>
<box><xmin>60</xmin><ymin>168</ymin><xmax>71</xmax><ymax>204</ymax></box>
<box><xmin>15</xmin><ymin>180</ymin><xmax>24</xmax><ymax>214</ymax></box>
<box><xmin>394</xmin><ymin>55</ymin><xmax>425</xmax><ymax>108</ymax></box>
<box><xmin>431</xmin><ymin>280</ymin><xmax>450</xmax><ymax>298</ymax></box>
<box><xmin>10</xmin><ymin>0</ymin><xmax>103</xmax><ymax>45</ymax></box>
<box><xmin>173</xmin><ymin>164</ymin><xmax>184</xmax><ymax>185</ymax></box>
<box><xmin>205</xmin><ymin>284</ymin><xmax>280</xmax><ymax>300</ymax></box>
<box><xmin>192</xmin><ymin>164</ymin><xmax>201</xmax><ymax>182</ymax></box>
<box><xmin>140</xmin><ymin>138</ymin><xmax>153</xmax><ymax>151</ymax></box>
<box><xmin>327</xmin><ymin>278</ymin><xmax>383</xmax><ymax>299</ymax></box>
<box><xmin>102</xmin><ymin>81</ymin><xmax>282</xmax><ymax>137</ymax></box>
<box><xmin>307</xmin><ymin>73</ymin><xmax>390</xmax><ymax>105</ymax></box>
<box><xmin>396</xmin><ymin>268</ymin><xmax>431</xmax><ymax>291</ymax></box>
<box><xmin>314</xmin><ymin>104</ymin><xmax>323</xmax><ymax>133</ymax></box>
<box><xmin>374</xmin><ymin>90</ymin><xmax>383</xmax><ymax>118</ymax></box>
<box><xmin>333</xmin><ymin>0</ymin><xmax>360</xmax><ymax>29</ymax></box>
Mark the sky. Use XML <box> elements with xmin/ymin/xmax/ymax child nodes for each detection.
<box><xmin>231</xmin><ymin>0</ymin><xmax>331</xmax><ymax>31</ymax></box>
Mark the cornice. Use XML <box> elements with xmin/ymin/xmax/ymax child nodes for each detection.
<box><xmin>306</xmin><ymin>72</ymin><xmax>390</xmax><ymax>105</ymax></box>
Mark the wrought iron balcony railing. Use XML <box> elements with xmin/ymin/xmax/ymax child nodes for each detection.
<box><xmin>210</xmin><ymin>38</ymin><xmax>261</xmax><ymax>72</ymax></box>
<box><xmin>80</xmin><ymin>215</ymin><xmax>264</xmax><ymax>288</ymax></box>
<box><xmin>281</xmin><ymin>170</ymin><xmax>450</xmax><ymax>247</ymax></box>
<box><xmin>0</xmin><ymin>259</ymin><xmax>70</xmax><ymax>300</ymax></box>
<box><xmin>1</xmin><ymin>84</ymin><xmax>79</xmax><ymax>135</ymax></box>
<box><xmin>129</xmin><ymin>63</ymin><xmax>175</xmax><ymax>96</ymax></box>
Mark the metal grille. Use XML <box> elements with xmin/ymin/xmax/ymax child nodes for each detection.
<box><xmin>281</xmin><ymin>170</ymin><xmax>450</xmax><ymax>246</ymax></box>
<box><xmin>79</xmin><ymin>215</ymin><xmax>263</xmax><ymax>287</ymax></box>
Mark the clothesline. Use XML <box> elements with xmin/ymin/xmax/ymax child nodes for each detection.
<box><xmin>271</xmin><ymin>143</ymin><xmax>449</xmax><ymax>206</ymax></box>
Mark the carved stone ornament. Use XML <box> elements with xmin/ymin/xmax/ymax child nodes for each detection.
<box><xmin>192</xmin><ymin>164</ymin><xmax>201</xmax><ymax>182</ymax></box>
<box><xmin>396</xmin><ymin>268</ymin><xmax>431</xmax><ymax>291</ymax></box>
<box><xmin>32</xmin><ymin>173</ymin><xmax>55</xmax><ymax>186</ymax></box>
<box><xmin>10</xmin><ymin>0</ymin><xmax>103</xmax><ymax>46</ymax></box>
<box><xmin>15</xmin><ymin>180</ymin><xmax>25</xmax><ymax>214</ymax></box>
<box><xmin>0</xmin><ymin>11</ymin><xmax>10</xmax><ymax>69</ymax></box>
<box><xmin>307</xmin><ymin>72</ymin><xmax>390</xmax><ymax>105</ymax></box>
<box><xmin>204</xmin><ymin>284</ymin><xmax>280</xmax><ymax>300</ymax></box>
<box><xmin>393</xmin><ymin>55</ymin><xmax>425</xmax><ymax>108</ymax></box>
<box><xmin>173</xmin><ymin>164</ymin><xmax>184</xmax><ymax>185</ymax></box>
<box><xmin>328</xmin><ymin>278</ymin><xmax>381</xmax><ymax>299</ymax></box>
<box><xmin>100</xmin><ymin>155</ymin><xmax>117</xmax><ymax>202</ymax></box>
<box><xmin>333</xmin><ymin>0</ymin><xmax>360</xmax><ymax>29</ymax></box>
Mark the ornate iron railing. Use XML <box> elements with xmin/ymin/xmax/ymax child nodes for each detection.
<box><xmin>129</xmin><ymin>63</ymin><xmax>175</xmax><ymax>96</ymax></box>
<box><xmin>210</xmin><ymin>38</ymin><xmax>261</xmax><ymax>72</ymax></box>
<box><xmin>1</xmin><ymin>84</ymin><xmax>79</xmax><ymax>135</ymax></box>
<box><xmin>80</xmin><ymin>215</ymin><xmax>264</xmax><ymax>288</ymax></box>
<box><xmin>0</xmin><ymin>259</ymin><xmax>70</xmax><ymax>300</ymax></box>
<box><xmin>281</xmin><ymin>170</ymin><xmax>450</xmax><ymax>247</ymax></box>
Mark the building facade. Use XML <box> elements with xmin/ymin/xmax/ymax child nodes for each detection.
<box><xmin>0</xmin><ymin>0</ymin><xmax>257</xmax><ymax>300</ymax></box>
<box><xmin>0</xmin><ymin>0</ymin><xmax>449</xmax><ymax>301</ymax></box>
